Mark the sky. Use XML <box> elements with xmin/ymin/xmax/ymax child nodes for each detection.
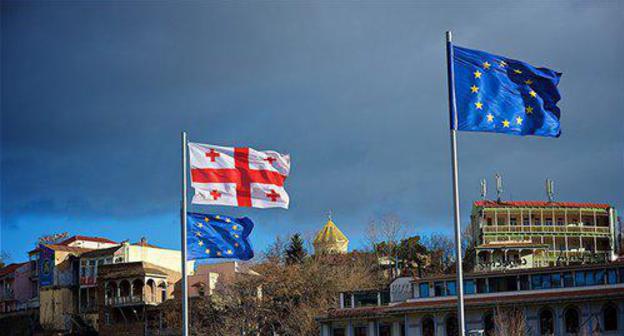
<box><xmin>1</xmin><ymin>1</ymin><xmax>623</xmax><ymax>263</ymax></box>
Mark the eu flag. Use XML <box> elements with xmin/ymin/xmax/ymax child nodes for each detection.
<box><xmin>453</xmin><ymin>46</ymin><xmax>562</xmax><ymax>137</ymax></box>
<box><xmin>187</xmin><ymin>212</ymin><xmax>254</xmax><ymax>261</ymax></box>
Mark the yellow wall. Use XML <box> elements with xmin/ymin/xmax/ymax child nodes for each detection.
<box><xmin>39</xmin><ymin>287</ymin><xmax>76</xmax><ymax>331</ymax></box>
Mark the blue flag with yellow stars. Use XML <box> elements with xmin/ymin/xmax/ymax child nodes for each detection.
<box><xmin>187</xmin><ymin>212</ymin><xmax>254</xmax><ymax>261</ymax></box>
<box><xmin>453</xmin><ymin>45</ymin><xmax>562</xmax><ymax>137</ymax></box>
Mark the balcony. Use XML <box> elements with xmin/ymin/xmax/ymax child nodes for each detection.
<box><xmin>0</xmin><ymin>290</ymin><xmax>15</xmax><ymax>301</ymax></box>
<box><xmin>482</xmin><ymin>225</ymin><xmax>610</xmax><ymax>235</ymax></box>
<box><xmin>105</xmin><ymin>294</ymin><xmax>160</xmax><ymax>306</ymax></box>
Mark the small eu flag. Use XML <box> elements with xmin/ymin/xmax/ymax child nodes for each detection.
<box><xmin>453</xmin><ymin>46</ymin><xmax>562</xmax><ymax>137</ymax></box>
<box><xmin>187</xmin><ymin>212</ymin><xmax>254</xmax><ymax>261</ymax></box>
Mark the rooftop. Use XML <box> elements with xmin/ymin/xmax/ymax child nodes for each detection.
<box><xmin>0</xmin><ymin>262</ymin><xmax>28</xmax><ymax>278</ymax></box>
<box><xmin>474</xmin><ymin>200</ymin><xmax>612</xmax><ymax>209</ymax></box>
<box><xmin>59</xmin><ymin>235</ymin><xmax>118</xmax><ymax>246</ymax></box>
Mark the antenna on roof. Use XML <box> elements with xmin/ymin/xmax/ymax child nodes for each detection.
<box><xmin>546</xmin><ymin>178</ymin><xmax>555</xmax><ymax>202</ymax></box>
<box><xmin>495</xmin><ymin>173</ymin><xmax>503</xmax><ymax>202</ymax></box>
<box><xmin>480</xmin><ymin>178</ymin><xmax>487</xmax><ymax>200</ymax></box>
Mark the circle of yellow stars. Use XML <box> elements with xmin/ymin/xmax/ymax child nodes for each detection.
<box><xmin>194</xmin><ymin>216</ymin><xmax>244</xmax><ymax>257</ymax></box>
<box><xmin>469</xmin><ymin>58</ymin><xmax>538</xmax><ymax>129</ymax></box>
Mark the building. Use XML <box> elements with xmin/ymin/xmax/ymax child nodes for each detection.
<box><xmin>186</xmin><ymin>261</ymin><xmax>259</xmax><ymax>298</ymax></box>
<box><xmin>470</xmin><ymin>200</ymin><xmax>620</xmax><ymax>271</ymax></box>
<box><xmin>314</xmin><ymin>215</ymin><xmax>349</xmax><ymax>254</ymax></box>
<box><xmin>0</xmin><ymin>261</ymin><xmax>40</xmax><ymax>335</ymax></box>
<box><xmin>317</xmin><ymin>261</ymin><xmax>624</xmax><ymax>336</ymax></box>
<box><xmin>76</xmin><ymin>237</ymin><xmax>192</xmax><ymax>334</ymax></box>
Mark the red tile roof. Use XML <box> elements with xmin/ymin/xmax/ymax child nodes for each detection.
<box><xmin>0</xmin><ymin>262</ymin><xmax>27</xmax><ymax>277</ymax></box>
<box><xmin>474</xmin><ymin>200</ymin><xmax>611</xmax><ymax>209</ymax></box>
<box><xmin>28</xmin><ymin>244</ymin><xmax>93</xmax><ymax>255</ymax></box>
<box><xmin>59</xmin><ymin>235</ymin><xmax>118</xmax><ymax>246</ymax></box>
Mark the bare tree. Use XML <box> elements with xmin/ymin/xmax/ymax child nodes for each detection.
<box><xmin>494</xmin><ymin>306</ymin><xmax>529</xmax><ymax>336</ymax></box>
<box><xmin>365</xmin><ymin>214</ymin><xmax>406</xmax><ymax>278</ymax></box>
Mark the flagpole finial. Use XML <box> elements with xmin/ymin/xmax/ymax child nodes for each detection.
<box><xmin>327</xmin><ymin>209</ymin><xmax>332</xmax><ymax>221</ymax></box>
<box><xmin>446</xmin><ymin>31</ymin><xmax>452</xmax><ymax>42</ymax></box>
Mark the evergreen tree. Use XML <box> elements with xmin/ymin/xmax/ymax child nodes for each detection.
<box><xmin>285</xmin><ymin>234</ymin><xmax>307</xmax><ymax>265</ymax></box>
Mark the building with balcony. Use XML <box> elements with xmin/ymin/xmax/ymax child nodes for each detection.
<box><xmin>317</xmin><ymin>261</ymin><xmax>624</xmax><ymax>336</ymax></box>
<box><xmin>97</xmin><ymin>261</ymin><xmax>180</xmax><ymax>336</ymax></box>
<box><xmin>469</xmin><ymin>200</ymin><xmax>619</xmax><ymax>271</ymax></box>
<box><xmin>78</xmin><ymin>238</ymin><xmax>194</xmax><ymax>330</ymax></box>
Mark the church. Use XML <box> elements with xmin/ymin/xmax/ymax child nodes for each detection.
<box><xmin>314</xmin><ymin>215</ymin><xmax>350</xmax><ymax>255</ymax></box>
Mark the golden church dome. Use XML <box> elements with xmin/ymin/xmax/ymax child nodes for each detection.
<box><xmin>313</xmin><ymin>215</ymin><xmax>349</xmax><ymax>254</ymax></box>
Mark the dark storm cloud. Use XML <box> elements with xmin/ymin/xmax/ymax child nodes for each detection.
<box><xmin>2</xmin><ymin>1</ymin><xmax>622</xmax><ymax>259</ymax></box>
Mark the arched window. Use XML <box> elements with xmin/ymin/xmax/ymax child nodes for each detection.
<box><xmin>564</xmin><ymin>307</ymin><xmax>580</xmax><ymax>334</ymax></box>
<box><xmin>445</xmin><ymin>314</ymin><xmax>458</xmax><ymax>336</ymax></box>
<box><xmin>539</xmin><ymin>308</ymin><xmax>554</xmax><ymax>335</ymax></box>
<box><xmin>604</xmin><ymin>304</ymin><xmax>618</xmax><ymax>331</ymax></box>
<box><xmin>422</xmin><ymin>316</ymin><xmax>435</xmax><ymax>336</ymax></box>
<box><xmin>483</xmin><ymin>313</ymin><xmax>495</xmax><ymax>336</ymax></box>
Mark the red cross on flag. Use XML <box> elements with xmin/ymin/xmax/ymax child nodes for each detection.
<box><xmin>188</xmin><ymin>142</ymin><xmax>291</xmax><ymax>209</ymax></box>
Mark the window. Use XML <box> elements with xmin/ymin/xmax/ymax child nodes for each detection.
<box><xmin>607</xmin><ymin>269</ymin><xmax>617</xmax><ymax>284</ymax></box>
<box><xmin>354</xmin><ymin>292</ymin><xmax>378</xmax><ymax>307</ymax></box>
<box><xmin>445</xmin><ymin>314</ymin><xmax>459</xmax><ymax>336</ymax></box>
<box><xmin>539</xmin><ymin>309</ymin><xmax>554</xmax><ymax>335</ymax></box>
<box><xmin>519</xmin><ymin>275</ymin><xmax>530</xmax><ymax>290</ymax></box>
<box><xmin>586</xmin><ymin>271</ymin><xmax>596</xmax><ymax>286</ymax></box>
<box><xmin>419</xmin><ymin>283</ymin><xmax>430</xmax><ymax>298</ymax></box>
<box><xmin>594</xmin><ymin>270</ymin><xmax>605</xmax><ymax>285</ymax></box>
<box><xmin>476</xmin><ymin>278</ymin><xmax>488</xmax><ymax>293</ymax></box>
<box><xmin>332</xmin><ymin>328</ymin><xmax>345</xmax><ymax>336</ymax></box>
<box><xmin>380</xmin><ymin>290</ymin><xmax>390</xmax><ymax>305</ymax></box>
<box><xmin>603</xmin><ymin>304</ymin><xmax>618</xmax><ymax>331</ymax></box>
<box><xmin>564</xmin><ymin>307</ymin><xmax>580</xmax><ymax>334</ymax></box>
<box><xmin>434</xmin><ymin>282</ymin><xmax>445</xmax><ymax>297</ymax></box>
<box><xmin>575</xmin><ymin>272</ymin><xmax>585</xmax><ymax>286</ymax></box>
<box><xmin>510</xmin><ymin>218</ymin><xmax>517</xmax><ymax>225</ymax></box>
<box><xmin>563</xmin><ymin>272</ymin><xmax>574</xmax><ymax>287</ymax></box>
<box><xmin>523</xmin><ymin>218</ymin><xmax>529</xmax><ymax>226</ymax></box>
<box><xmin>378</xmin><ymin>323</ymin><xmax>392</xmax><ymax>336</ymax></box>
<box><xmin>353</xmin><ymin>326</ymin><xmax>367</xmax><ymax>336</ymax></box>
<box><xmin>484</xmin><ymin>313</ymin><xmax>495</xmax><ymax>336</ymax></box>
<box><xmin>422</xmin><ymin>316</ymin><xmax>435</xmax><ymax>336</ymax></box>
<box><xmin>343</xmin><ymin>293</ymin><xmax>352</xmax><ymax>308</ymax></box>
<box><xmin>446</xmin><ymin>281</ymin><xmax>456</xmax><ymax>296</ymax></box>
<box><xmin>551</xmin><ymin>273</ymin><xmax>561</xmax><ymax>288</ymax></box>
<box><xmin>464</xmin><ymin>280</ymin><xmax>475</xmax><ymax>294</ymax></box>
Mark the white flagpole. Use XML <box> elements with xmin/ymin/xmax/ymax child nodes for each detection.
<box><xmin>181</xmin><ymin>131</ymin><xmax>189</xmax><ymax>336</ymax></box>
<box><xmin>446</xmin><ymin>31</ymin><xmax>466</xmax><ymax>335</ymax></box>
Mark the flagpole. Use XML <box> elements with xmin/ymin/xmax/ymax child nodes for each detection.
<box><xmin>446</xmin><ymin>31</ymin><xmax>466</xmax><ymax>335</ymax></box>
<box><xmin>181</xmin><ymin>131</ymin><xmax>189</xmax><ymax>336</ymax></box>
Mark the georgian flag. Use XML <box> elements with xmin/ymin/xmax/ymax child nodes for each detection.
<box><xmin>188</xmin><ymin>142</ymin><xmax>290</xmax><ymax>209</ymax></box>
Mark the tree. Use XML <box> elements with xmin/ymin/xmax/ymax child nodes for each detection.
<box><xmin>285</xmin><ymin>234</ymin><xmax>307</xmax><ymax>265</ymax></box>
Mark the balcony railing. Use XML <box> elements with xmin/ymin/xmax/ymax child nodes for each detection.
<box><xmin>0</xmin><ymin>291</ymin><xmax>15</xmax><ymax>301</ymax></box>
<box><xmin>482</xmin><ymin>225</ymin><xmax>610</xmax><ymax>235</ymax></box>
<box><xmin>105</xmin><ymin>294</ymin><xmax>160</xmax><ymax>306</ymax></box>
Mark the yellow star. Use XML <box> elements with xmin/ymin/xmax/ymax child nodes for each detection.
<box><xmin>486</xmin><ymin>113</ymin><xmax>494</xmax><ymax>122</ymax></box>
<box><xmin>516</xmin><ymin>116</ymin><xmax>523</xmax><ymax>125</ymax></box>
<box><xmin>475</xmin><ymin>102</ymin><xmax>483</xmax><ymax>110</ymax></box>
<box><xmin>524</xmin><ymin>79</ymin><xmax>533</xmax><ymax>85</ymax></box>
<box><xmin>529</xmin><ymin>90</ymin><xmax>537</xmax><ymax>98</ymax></box>
<box><xmin>502</xmin><ymin>120</ymin><xmax>510</xmax><ymax>128</ymax></box>
<box><xmin>483</xmin><ymin>61</ymin><xmax>491</xmax><ymax>70</ymax></box>
<box><xmin>215</xmin><ymin>215</ymin><xmax>221</xmax><ymax>220</ymax></box>
<box><xmin>525</xmin><ymin>106</ymin><xmax>534</xmax><ymax>114</ymax></box>
<box><xmin>195</xmin><ymin>232</ymin><xmax>202</xmax><ymax>237</ymax></box>
<box><xmin>499</xmin><ymin>60</ymin><xmax>507</xmax><ymax>67</ymax></box>
<box><xmin>513</xmin><ymin>69</ymin><xmax>522</xmax><ymax>74</ymax></box>
<box><xmin>226</xmin><ymin>249</ymin><xmax>233</xmax><ymax>255</ymax></box>
<box><xmin>216</xmin><ymin>251</ymin><xmax>222</xmax><ymax>256</ymax></box>
<box><xmin>234</xmin><ymin>243</ymin><xmax>240</xmax><ymax>247</ymax></box>
<box><xmin>225</xmin><ymin>218</ymin><xmax>231</xmax><ymax>223</ymax></box>
<box><xmin>232</xmin><ymin>225</ymin><xmax>239</xmax><ymax>231</ymax></box>
<box><xmin>205</xmin><ymin>249</ymin><xmax>211</xmax><ymax>254</ymax></box>
<box><xmin>233</xmin><ymin>234</ymin><xmax>240</xmax><ymax>239</ymax></box>
<box><xmin>470</xmin><ymin>85</ymin><xmax>479</xmax><ymax>93</ymax></box>
<box><xmin>204</xmin><ymin>217</ymin><xmax>209</xmax><ymax>222</ymax></box>
<box><xmin>474</xmin><ymin>70</ymin><xmax>482</xmax><ymax>79</ymax></box>
<box><xmin>198</xmin><ymin>241</ymin><xmax>204</xmax><ymax>246</ymax></box>
<box><xmin>197</xmin><ymin>223</ymin><xmax>203</xmax><ymax>228</ymax></box>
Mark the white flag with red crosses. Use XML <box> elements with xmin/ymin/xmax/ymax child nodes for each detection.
<box><xmin>188</xmin><ymin>142</ymin><xmax>291</xmax><ymax>209</ymax></box>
